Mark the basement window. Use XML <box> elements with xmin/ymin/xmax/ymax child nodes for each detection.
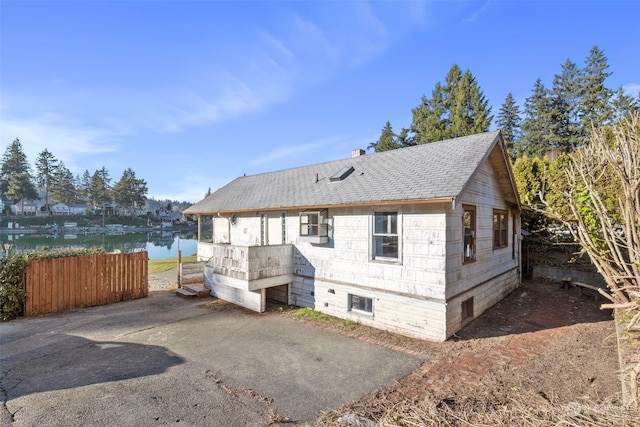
<box><xmin>349</xmin><ymin>294</ymin><xmax>373</xmax><ymax>314</ymax></box>
<box><xmin>299</xmin><ymin>209</ymin><xmax>328</xmax><ymax>244</ymax></box>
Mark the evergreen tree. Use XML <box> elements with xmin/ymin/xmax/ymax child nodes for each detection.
<box><xmin>35</xmin><ymin>148</ymin><xmax>59</xmax><ymax>212</ymax></box>
<box><xmin>520</xmin><ymin>78</ymin><xmax>553</xmax><ymax>157</ymax></box>
<box><xmin>411</xmin><ymin>87</ymin><xmax>449</xmax><ymax>144</ymax></box>
<box><xmin>77</xmin><ymin>170</ymin><xmax>92</xmax><ymax>203</ymax></box>
<box><xmin>496</xmin><ymin>93</ymin><xmax>521</xmax><ymax>161</ymax></box>
<box><xmin>579</xmin><ymin>46</ymin><xmax>613</xmax><ymax>131</ymax></box>
<box><xmin>369</xmin><ymin>121</ymin><xmax>401</xmax><ymax>152</ymax></box>
<box><xmin>450</xmin><ymin>70</ymin><xmax>492</xmax><ymax>138</ymax></box>
<box><xmin>411</xmin><ymin>65</ymin><xmax>492</xmax><ymax>144</ymax></box>
<box><xmin>204</xmin><ymin>187</ymin><xmax>212</xmax><ymax>198</ymax></box>
<box><xmin>549</xmin><ymin>59</ymin><xmax>583</xmax><ymax>152</ymax></box>
<box><xmin>396</xmin><ymin>128</ymin><xmax>413</xmax><ymax>147</ymax></box>
<box><xmin>89</xmin><ymin>167</ymin><xmax>112</xmax><ymax>207</ymax></box>
<box><xmin>6</xmin><ymin>173</ymin><xmax>38</xmax><ymax>214</ymax></box>
<box><xmin>50</xmin><ymin>162</ymin><xmax>76</xmax><ymax>204</ymax></box>
<box><xmin>611</xmin><ymin>86</ymin><xmax>640</xmax><ymax>121</ymax></box>
<box><xmin>113</xmin><ymin>168</ymin><xmax>148</xmax><ymax>216</ymax></box>
<box><xmin>0</xmin><ymin>138</ymin><xmax>31</xmax><ymax>197</ymax></box>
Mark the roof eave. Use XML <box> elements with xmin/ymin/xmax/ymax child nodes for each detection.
<box><xmin>183</xmin><ymin>197</ymin><xmax>456</xmax><ymax>215</ymax></box>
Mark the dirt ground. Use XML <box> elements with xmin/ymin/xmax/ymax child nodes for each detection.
<box><xmin>281</xmin><ymin>280</ymin><xmax>640</xmax><ymax>425</ymax></box>
<box><xmin>148</xmin><ymin>271</ymin><xmax>640</xmax><ymax>425</ymax></box>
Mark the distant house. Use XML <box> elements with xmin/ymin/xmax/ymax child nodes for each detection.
<box><xmin>15</xmin><ymin>198</ymin><xmax>45</xmax><ymax>216</ymax></box>
<box><xmin>184</xmin><ymin>131</ymin><xmax>521</xmax><ymax>341</ymax></box>
<box><xmin>51</xmin><ymin>202</ymin><xmax>91</xmax><ymax>216</ymax></box>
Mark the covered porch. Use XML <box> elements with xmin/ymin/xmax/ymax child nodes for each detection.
<box><xmin>197</xmin><ymin>242</ymin><xmax>295</xmax><ymax>312</ymax></box>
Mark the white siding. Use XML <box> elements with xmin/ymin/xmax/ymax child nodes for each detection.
<box><xmin>444</xmin><ymin>161</ymin><xmax>520</xmax><ymax>335</ymax></box>
<box><xmin>198</xmin><ymin>159</ymin><xmax>519</xmax><ymax>341</ymax></box>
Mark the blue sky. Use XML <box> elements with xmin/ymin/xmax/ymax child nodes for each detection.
<box><xmin>1</xmin><ymin>1</ymin><xmax>639</xmax><ymax>203</ymax></box>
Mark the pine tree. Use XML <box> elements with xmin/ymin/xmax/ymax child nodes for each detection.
<box><xmin>549</xmin><ymin>59</ymin><xmax>583</xmax><ymax>152</ymax></box>
<box><xmin>579</xmin><ymin>46</ymin><xmax>613</xmax><ymax>131</ymax></box>
<box><xmin>49</xmin><ymin>162</ymin><xmax>76</xmax><ymax>204</ymax></box>
<box><xmin>0</xmin><ymin>138</ymin><xmax>31</xmax><ymax>197</ymax></box>
<box><xmin>6</xmin><ymin>173</ymin><xmax>38</xmax><ymax>214</ymax></box>
<box><xmin>35</xmin><ymin>148</ymin><xmax>59</xmax><ymax>212</ymax></box>
<box><xmin>90</xmin><ymin>167</ymin><xmax>112</xmax><ymax>207</ymax></box>
<box><xmin>496</xmin><ymin>93</ymin><xmax>521</xmax><ymax>161</ymax></box>
<box><xmin>77</xmin><ymin>170</ymin><xmax>92</xmax><ymax>203</ymax></box>
<box><xmin>113</xmin><ymin>168</ymin><xmax>147</xmax><ymax>216</ymax></box>
<box><xmin>611</xmin><ymin>86</ymin><xmax>640</xmax><ymax>121</ymax></box>
<box><xmin>369</xmin><ymin>121</ymin><xmax>401</xmax><ymax>152</ymax></box>
<box><xmin>520</xmin><ymin>78</ymin><xmax>552</xmax><ymax>157</ymax></box>
<box><xmin>411</xmin><ymin>88</ymin><xmax>448</xmax><ymax>144</ymax></box>
<box><xmin>411</xmin><ymin>65</ymin><xmax>492</xmax><ymax>144</ymax></box>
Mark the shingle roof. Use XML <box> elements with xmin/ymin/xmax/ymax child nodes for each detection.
<box><xmin>185</xmin><ymin>131</ymin><xmax>507</xmax><ymax>214</ymax></box>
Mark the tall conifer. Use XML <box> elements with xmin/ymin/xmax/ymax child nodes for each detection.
<box><xmin>496</xmin><ymin>93</ymin><xmax>521</xmax><ymax>161</ymax></box>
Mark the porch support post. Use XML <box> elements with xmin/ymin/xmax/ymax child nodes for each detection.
<box><xmin>260</xmin><ymin>288</ymin><xmax>266</xmax><ymax>313</ymax></box>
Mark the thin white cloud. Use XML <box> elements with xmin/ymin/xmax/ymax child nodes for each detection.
<box><xmin>250</xmin><ymin>135</ymin><xmax>346</xmax><ymax>166</ymax></box>
<box><xmin>262</xmin><ymin>33</ymin><xmax>295</xmax><ymax>58</ymax></box>
<box><xmin>463</xmin><ymin>0</ymin><xmax>491</xmax><ymax>23</ymax></box>
<box><xmin>624</xmin><ymin>83</ymin><xmax>640</xmax><ymax>97</ymax></box>
<box><xmin>0</xmin><ymin>111</ymin><xmax>119</xmax><ymax>173</ymax></box>
<box><xmin>151</xmin><ymin>169</ymin><xmax>227</xmax><ymax>203</ymax></box>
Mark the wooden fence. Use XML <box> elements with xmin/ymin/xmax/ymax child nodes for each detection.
<box><xmin>24</xmin><ymin>251</ymin><xmax>148</xmax><ymax>316</ymax></box>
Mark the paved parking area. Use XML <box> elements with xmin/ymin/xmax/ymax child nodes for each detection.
<box><xmin>0</xmin><ymin>292</ymin><xmax>421</xmax><ymax>426</ymax></box>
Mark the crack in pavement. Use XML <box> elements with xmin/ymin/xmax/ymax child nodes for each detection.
<box><xmin>204</xmin><ymin>369</ymin><xmax>294</xmax><ymax>426</ymax></box>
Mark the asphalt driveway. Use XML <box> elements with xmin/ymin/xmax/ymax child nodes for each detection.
<box><xmin>0</xmin><ymin>291</ymin><xmax>421</xmax><ymax>426</ymax></box>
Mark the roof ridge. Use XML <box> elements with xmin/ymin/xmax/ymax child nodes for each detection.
<box><xmin>238</xmin><ymin>130</ymin><xmax>499</xmax><ymax>180</ymax></box>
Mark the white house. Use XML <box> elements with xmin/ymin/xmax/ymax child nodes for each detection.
<box><xmin>50</xmin><ymin>202</ymin><xmax>91</xmax><ymax>216</ymax></box>
<box><xmin>184</xmin><ymin>131</ymin><xmax>521</xmax><ymax>341</ymax></box>
<box><xmin>15</xmin><ymin>198</ymin><xmax>45</xmax><ymax>216</ymax></box>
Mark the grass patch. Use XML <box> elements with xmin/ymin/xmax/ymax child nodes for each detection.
<box><xmin>148</xmin><ymin>254</ymin><xmax>197</xmax><ymax>274</ymax></box>
<box><xmin>289</xmin><ymin>307</ymin><xmax>358</xmax><ymax>330</ymax></box>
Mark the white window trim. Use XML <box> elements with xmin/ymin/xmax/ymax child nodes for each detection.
<box><xmin>370</xmin><ymin>209</ymin><xmax>402</xmax><ymax>264</ymax></box>
<box><xmin>348</xmin><ymin>294</ymin><xmax>374</xmax><ymax>315</ymax></box>
<box><xmin>299</xmin><ymin>209</ymin><xmax>329</xmax><ymax>244</ymax></box>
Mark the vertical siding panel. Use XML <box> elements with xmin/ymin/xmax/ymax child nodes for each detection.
<box><xmin>112</xmin><ymin>254</ymin><xmax>119</xmax><ymax>303</ymax></box>
<box><xmin>142</xmin><ymin>251</ymin><xmax>148</xmax><ymax>298</ymax></box>
<box><xmin>57</xmin><ymin>258</ymin><xmax>64</xmax><ymax>312</ymax></box>
<box><xmin>21</xmin><ymin>253</ymin><xmax>147</xmax><ymax>316</ymax></box>
<box><xmin>113</xmin><ymin>257</ymin><xmax>127</xmax><ymax>301</ymax></box>
<box><xmin>127</xmin><ymin>253</ymin><xmax>132</xmax><ymax>300</ymax></box>
<box><xmin>77</xmin><ymin>256</ymin><xmax>85</xmax><ymax>309</ymax></box>
<box><xmin>64</xmin><ymin>257</ymin><xmax>78</xmax><ymax>310</ymax></box>
<box><xmin>45</xmin><ymin>258</ymin><xmax>54</xmax><ymax>314</ymax></box>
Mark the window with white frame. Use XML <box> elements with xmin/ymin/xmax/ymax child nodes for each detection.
<box><xmin>373</xmin><ymin>211</ymin><xmax>398</xmax><ymax>260</ymax></box>
<box><xmin>299</xmin><ymin>209</ymin><xmax>328</xmax><ymax>243</ymax></box>
<box><xmin>349</xmin><ymin>294</ymin><xmax>373</xmax><ymax>313</ymax></box>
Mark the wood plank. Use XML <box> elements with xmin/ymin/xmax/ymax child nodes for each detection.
<box><xmin>25</xmin><ymin>261</ymin><xmax>35</xmax><ymax>316</ymax></box>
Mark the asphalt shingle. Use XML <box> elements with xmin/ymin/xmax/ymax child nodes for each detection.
<box><xmin>185</xmin><ymin>131</ymin><xmax>502</xmax><ymax>214</ymax></box>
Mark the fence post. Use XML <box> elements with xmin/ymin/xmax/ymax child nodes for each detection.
<box><xmin>177</xmin><ymin>249</ymin><xmax>182</xmax><ymax>287</ymax></box>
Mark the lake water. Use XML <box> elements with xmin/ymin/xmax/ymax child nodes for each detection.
<box><xmin>0</xmin><ymin>232</ymin><xmax>198</xmax><ymax>260</ymax></box>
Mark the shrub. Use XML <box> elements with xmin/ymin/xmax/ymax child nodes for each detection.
<box><xmin>0</xmin><ymin>254</ymin><xmax>28</xmax><ymax>321</ymax></box>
